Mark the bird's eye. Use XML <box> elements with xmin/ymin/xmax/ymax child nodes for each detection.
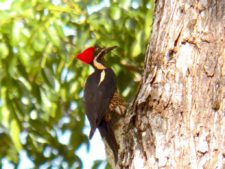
<box><xmin>96</xmin><ymin>46</ymin><xmax>101</xmax><ymax>51</ymax></box>
<box><xmin>96</xmin><ymin>47</ymin><xmax>100</xmax><ymax>52</ymax></box>
<box><xmin>94</xmin><ymin>46</ymin><xmax>102</xmax><ymax>56</ymax></box>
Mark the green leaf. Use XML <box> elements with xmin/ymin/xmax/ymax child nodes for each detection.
<box><xmin>10</xmin><ymin>119</ymin><xmax>22</xmax><ymax>151</ymax></box>
<box><xmin>0</xmin><ymin>43</ymin><xmax>9</xmax><ymax>58</ymax></box>
<box><xmin>41</xmin><ymin>68</ymin><xmax>55</xmax><ymax>88</ymax></box>
<box><xmin>91</xmin><ymin>160</ymin><xmax>104</xmax><ymax>169</ymax></box>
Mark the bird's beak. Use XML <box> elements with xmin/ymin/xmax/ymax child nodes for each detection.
<box><xmin>105</xmin><ymin>46</ymin><xmax>117</xmax><ymax>53</ymax></box>
<box><xmin>96</xmin><ymin>46</ymin><xmax>117</xmax><ymax>60</ymax></box>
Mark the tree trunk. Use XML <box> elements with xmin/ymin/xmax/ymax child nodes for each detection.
<box><xmin>108</xmin><ymin>0</ymin><xmax>225</xmax><ymax>168</ymax></box>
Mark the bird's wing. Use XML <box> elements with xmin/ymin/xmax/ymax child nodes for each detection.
<box><xmin>84</xmin><ymin>68</ymin><xmax>116</xmax><ymax>138</ymax></box>
<box><xmin>84</xmin><ymin>72</ymin><xmax>99</xmax><ymax>132</ymax></box>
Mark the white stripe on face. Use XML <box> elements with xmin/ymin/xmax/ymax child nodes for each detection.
<box><xmin>93</xmin><ymin>48</ymin><xmax>107</xmax><ymax>70</ymax></box>
<box><xmin>98</xmin><ymin>70</ymin><xmax>106</xmax><ymax>86</ymax></box>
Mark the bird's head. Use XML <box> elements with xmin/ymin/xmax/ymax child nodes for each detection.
<box><xmin>76</xmin><ymin>46</ymin><xmax>117</xmax><ymax>70</ymax></box>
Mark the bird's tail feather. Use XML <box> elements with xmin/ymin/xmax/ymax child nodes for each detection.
<box><xmin>89</xmin><ymin>127</ymin><xmax>96</xmax><ymax>139</ymax></box>
<box><xmin>98</xmin><ymin>121</ymin><xmax>119</xmax><ymax>163</ymax></box>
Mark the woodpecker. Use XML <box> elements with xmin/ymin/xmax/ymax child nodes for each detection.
<box><xmin>76</xmin><ymin>46</ymin><xmax>123</xmax><ymax>163</ymax></box>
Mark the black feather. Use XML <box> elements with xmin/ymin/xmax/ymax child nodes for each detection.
<box><xmin>98</xmin><ymin>121</ymin><xmax>119</xmax><ymax>163</ymax></box>
<box><xmin>84</xmin><ymin>68</ymin><xmax>118</xmax><ymax>161</ymax></box>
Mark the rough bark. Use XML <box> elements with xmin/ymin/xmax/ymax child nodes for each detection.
<box><xmin>108</xmin><ymin>0</ymin><xmax>225</xmax><ymax>169</ymax></box>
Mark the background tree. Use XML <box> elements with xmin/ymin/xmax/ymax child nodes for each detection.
<box><xmin>115</xmin><ymin>0</ymin><xmax>225</xmax><ymax>168</ymax></box>
<box><xmin>0</xmin><ymin>0</ymin><xmax>153</xmax><ymax>168</ymax></box>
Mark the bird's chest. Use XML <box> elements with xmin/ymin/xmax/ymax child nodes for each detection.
<box><xmin>102</xmin><ymin>92</ymin><xmax>125</xmax><ymax>133</ymax></box>
<box><xmin>109</xmin><ymin>92</ymin><xmax>125</xmax><ymax>115</ymax></box>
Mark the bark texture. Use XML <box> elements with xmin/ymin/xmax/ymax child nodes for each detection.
<box><xmin>110</xmin><ymin>0</ymin><xmax>225</xmax><ymax>168</ymax></box>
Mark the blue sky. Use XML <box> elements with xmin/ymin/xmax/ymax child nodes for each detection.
<box><xmin>77</xmin><ymin>118</ymin><xmax>107</xmax><ymax>169</ymax></box>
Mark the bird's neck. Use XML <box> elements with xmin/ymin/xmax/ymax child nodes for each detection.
<box><xmin>92</xmin><ymin>57</ymin><xmax>106</xmax><ymax>70</ymax></box>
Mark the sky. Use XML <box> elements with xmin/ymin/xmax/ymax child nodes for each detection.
<box><xmin>77</xmin><ymin>119</ymin><xmax>107</xmax><ymax>169</ymax></box>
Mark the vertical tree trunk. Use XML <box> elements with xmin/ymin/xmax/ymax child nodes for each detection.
<box><xmin>110</xmin><ymin>0</ymin><xmax>225</xmax><ymax>168</ymax></box>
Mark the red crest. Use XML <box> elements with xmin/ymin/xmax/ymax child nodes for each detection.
<box><xmin>76</xmin><ymin>46</ymin><xmax>95</xmax><ymax>64</ymax></box>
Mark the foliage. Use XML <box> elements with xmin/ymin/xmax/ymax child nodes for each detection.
<box><xmin>0</xmin><ymin>0</ymin><xmax>154</xmax><ymax>168</ymax></box>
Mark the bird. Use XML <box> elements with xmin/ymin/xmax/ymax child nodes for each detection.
<box><xmin>76</xmin><ymin>45</ymin><xmax>125</xmax><ymax>163</ymax></box>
